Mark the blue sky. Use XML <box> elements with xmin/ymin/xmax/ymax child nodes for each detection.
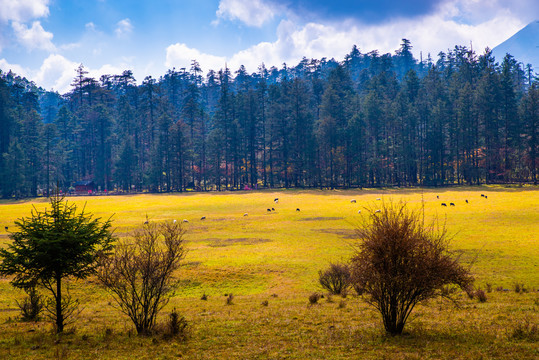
<box><xmin>0</xmin><ymin>0</ymin><xmax>537</xmax><ymax>93</ymax></box>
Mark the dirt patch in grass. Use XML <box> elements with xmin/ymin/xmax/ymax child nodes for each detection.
<box><xmin>298</xmin><ymin>217</ymin><xmax>344</xmax><ymax>221</ymax></box>
<box><xmin>314</xmin><ymin>228</ymin><xmax>357</xmax><ymax>239</ymax></box>
<box><xmin>206</xmin><ymin>238</ymin><xmax>272</xmax><ymax>247</ymax></box>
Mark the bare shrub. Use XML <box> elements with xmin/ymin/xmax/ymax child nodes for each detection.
<box><xmin>309</xmin><ymin>292</ymin><xmax>321</xmax><ymax>305</ymax></box>
<box><xmin>318</xmin><ymin>263</ymin><xmax>351</xmax><ymax>295</ymax></box>
<box><xmin>261</xmin><ymin>300</ymin><xmax>269</xmax><ymax>306</ymax></box>
<box><xmin>200</xmin><ymin>293</ymin><xmax>208</xmax><ymax>301</ymax></box>
<box><xmin>486</xmin><ymin>283</ymin><xmax>492</xmax><ymax>293</ymax></box>
<box><xmin>352</xmin><ymin>283</ymin><xmax>364</xmax><ymax>296</ymax></box>
<box><xmin>465</xmin><ymin>286</ymin><xmax>475</xmax><ymax>299</ymax></box>
<box><xmin>510</xmin><ymin>318</ymin><xmax>539</xmax><ymax>341</ymax></box>
<box><xmin>98</xmin><ymin>221</ymin><xmax>186</xmax><ymax>335</ymax></box>
<box><xmin>17</xmin><ymin>285</ymin><xmax>43</xmax><ymax>321</ymax></box>
<box><xmin>350</xmin><ymin>201</ymin><xmax>473</xmax><ymax>336</ymax></box>
<box><xmin>475</xmin><ymin>289</ymin><xmax>487</xmax><ymax>303</ymax></box>
<box><xmin>226</xmin><ymin>294</ymin><xmax>234</xmax><ymax>305</ymax></box>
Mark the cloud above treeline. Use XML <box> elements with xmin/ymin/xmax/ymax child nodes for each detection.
<box><xmin>0</xmin><ymin>0</ymin><xmax>537</xmax><ymax>93</ymax></box>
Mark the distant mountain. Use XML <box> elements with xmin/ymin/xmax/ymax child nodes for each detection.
<box><xmin>493</xmin><ymin>20</ymin><xmax>539</xmax><ymax>69</ymax></box>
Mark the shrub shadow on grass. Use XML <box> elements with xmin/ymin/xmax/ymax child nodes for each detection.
<box><xmin>298</xmin><ymin>217</ymin><xmax>344</xmax><ymax>221</ymax></box>
<box><xmin>314</xmin><ymin>228</ymin><xmax>357</xmax><ymax>239</ymax></box>
<box><xmin>206</xmin><ymin>238</ymin><xmax>272</xmax><ymax>247</ymax></box>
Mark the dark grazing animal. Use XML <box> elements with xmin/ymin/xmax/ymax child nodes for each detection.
<box><xmin>450</xmin><ymin>203</ymin><xmax>455</xmax><ymax>206</ymax></box>
<box><xmin>481</xmin><ymin>194</ymin><xmax>485</xmax><ymax>197</ymax></box>
<box><xmin>441</xmin><ymin>203</ymin><xmax>447</xmax><ymax>206</ymax></box>
<box><xmin>465</xmin><ymin>199</ymin><xmax>468</xmax><ymax>203</ymax></box>
<box><xmin>267</xmin><ymin>209</ymin><xmax>271</xmax><ymax>212</ymax></box>
<box><xmin>296</xmin><ymin>208</ymin><xmax>300</xmax><ymax>212</ymax></box>
<box><xmin>201</xmin><ymin>216</ymin><xmax>206</xmax><ymax>220</ymax></box>
<box><xmin>271</xmin><ymin>208</ymin><xmax>275</xmax><ymax>211</ymax></box>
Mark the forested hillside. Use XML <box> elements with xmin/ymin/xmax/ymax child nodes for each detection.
<box><xmin>1</xmin><ymin>40</ymin><xmax>538</xmax><ymax>198</ymax></box>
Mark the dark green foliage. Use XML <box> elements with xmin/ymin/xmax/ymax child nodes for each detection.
<box><xmin>1</xmin><ymin>43</ymin><xmax>538</xmax><ymax>197</ymax></box>
<box><xmin>16</xmin><ymin>285</ymin><xmax>44</xmax><ymax>321</ymax></box>
<box><xmin>0</xmin><ymin>193</ymin><xmax>115</xmax><ymax>332</ymax></box>
<box><xmin>166</xmin><ymin>308</ymin><xmax>188</xmax><ymax>339</ymax></box>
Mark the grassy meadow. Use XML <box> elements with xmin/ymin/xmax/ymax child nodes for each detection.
<box><xmin>0</xmin><ymin>186</ymin><xmax>538</xmax><ymax>359</ymax></box>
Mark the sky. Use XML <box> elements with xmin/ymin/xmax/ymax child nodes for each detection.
<box><xmin>0</xmin><ymin>0</ymin><xmax>537</xmax><ymax>93</ymax></box>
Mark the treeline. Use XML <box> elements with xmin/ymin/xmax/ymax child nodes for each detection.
<box><xmin>0</xmin><ymin>40</ymin><xmax>538</xmax><ymax>198</ymax></box>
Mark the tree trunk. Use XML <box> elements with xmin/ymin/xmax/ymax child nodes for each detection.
<box><xmin>55</xmin><ymin>275</ymin><xmax>63</xmax><ymax>333</ymax></box>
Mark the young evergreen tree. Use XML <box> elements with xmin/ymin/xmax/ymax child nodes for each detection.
<box><xmin>0</xmin><ymin>193</ymin><xmax>115</xmax><ymax>332</ymax></box>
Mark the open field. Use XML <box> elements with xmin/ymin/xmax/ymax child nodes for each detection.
<box><xmin>0</xmin><ymin>186</ymin><xmax>538</xmax><ymax>359</ymax></box>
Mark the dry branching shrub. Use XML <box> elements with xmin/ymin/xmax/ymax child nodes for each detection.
<box><xmin>349</xmin><ymin>200</ymin><xmax>473</xmax><ymax>336</ymax></box>
<box><xmin>510</xmin><ymin>318</ymin><xmax>538</xmax><ymax>341</ymax></box>
<box><xmin>98</xmin><ymin>220</ymin><xmax>186</xmax><ymax>335</ymax></box>
<box><xmin>318</xmin><ymin>263</ymin><xmax>351</xmax><ymax>295</ymax></box>
<box><xmin>475</xmin><ymin>289</ymin><xmax>487</xmax><ymax>303</ymax></box>
<box><xmin>309</xmin><ymin>292</ymin><xmax>321</xmax><ymax>305</ymax></box>
<box><xmin>226</xmin><ymin>294</ymin><xmax>234</xmax><ymax>305</ymax></box>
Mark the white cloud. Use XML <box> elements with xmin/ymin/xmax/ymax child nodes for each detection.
<box><xmin>0</xmin><ymin>58</ymin><xmax>27</xmax><ymax>76</ymax></box>
<box><xmin>85</xmin><ymin>22</ymin><xmax>97</xmax><ymax>32</ymax></box>
<box><xmin>12</xmin><ymin>21</ymin><xmax>55</xmax><ymax>52</ymax></box>
<box><xmin>32</xmin><ymin>54</ymin><xmax>78</xmax><ymax>92</ymax></box>
<box><xmin>0</xmin><ymin>0</ymin><xmax>49</xmax><ymax>23</ymax></box>
<box><xmin>166</xmin><ymin>43</ymin><xmax>226</xmax><ymax>73</ymax></box>
<box><xmin>222</xmin><ymin>1</ymin><xmax>528</xmax><ymax>72</ymax></box>
<box><xmin>115</xmin><ymin>18</ymin><xmax>133</xmax><ymax>38</ymax></box>
<box><xmin>216</xmin><ymin>0</ymin><xmax>277</xmax><ymax>27</ymax></box>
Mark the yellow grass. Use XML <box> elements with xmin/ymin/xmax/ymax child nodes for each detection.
<box><xmin>0</xmin><ymin>186</ymin><xmax>538</xmax><ymax>359</ymax></box>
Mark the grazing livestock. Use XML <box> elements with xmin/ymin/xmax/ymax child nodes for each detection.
<box><xmin>374</xmin><ymin>210</ymin><xmax>381</xmax><ymax>213</ymax></box>
<box><xmin>144</xmin><ymin>220</ymin><xmax>149</xmax><ymax>224</ymax></box>
<box><xmin>183</xmin><ymin>219</ymin><xmax>189</xmax><ymax>223</ymax></box>
<box><xmin>274</xmin><ymin>199</ymin><xmax>279</xmax><ymax>203</ymax></box>
<box><xmin>201</xmin><ymin>216</ymin><xmax>206</xmax><ymax>220</ymax></box>
<box><xmin>267</xmin><ymin>209</ymin><xmax>271</xmax><ymax>212</ymax></box>
<box><xmin>450</xmin><ymin>203</ymin><xmax>455</xmax><ymax>206</ymax></box>
<box><xmin>244</xmin><ymin>213</ymin><xmax>248</xmax><ymax>216</ymax></box>
<box><xmin>481</xmin><ymin>194</ymin><xmax>485</xmax><ymax>197</ymax></box>
<box><xmin>376</xmin><ymin>198</ymin><xmax>381</xmax><ymax>201</ymax></box>
<box><xmin>271</xmin><ymin>208</ymin><xmax>275</xmax><ymax>211</ymax></box>
<box><xmin>296</xmin><ymin>208</ymin><xmax>300</xmax><ymax>212</ymax></box>
<box><xmin>173</xmin><ymin>219</ymin><xmax>177</xmax><ymax>224</ymax></box>
<box><xmin>351</xmin><ymin>199</ymin><xmax>356</xmax><ymax>203</ymax></box>
<box><xmin>437</xmin><ymin>195</ymin><xmax>439</xmax><ymax>199</ymax></box>
<box><xmin>485</xmin><ymin>195</ymin><xmax>488</xmax><ymax>199</ymax></box>
<box><xmin>466</xmin><ymin>199</ymin><xmax>469</xmax><ymax>203</ymax></box>
<box><xmin>357</xmin><ymin>210</ymin><xmax>361</xmax><ymax>214</ymax></box>
<box><xmin>4</xmin><ymin>226</ymin><xmax>7</xmax><ymax>231</ymax></box>
<box><xmin>441</xmin><ymin>203</ymin><xmax>447</xmax><ymax>206</ymax></box>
